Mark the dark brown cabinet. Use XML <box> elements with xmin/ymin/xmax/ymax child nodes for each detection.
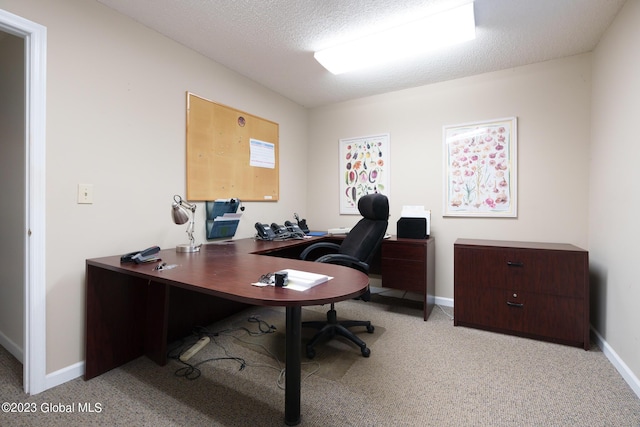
<box><xmin>380</xmin><ymin>237</ymin><xmax>435</xmax><ymax>320</ymax></box>
<box><xmin>454</xmin><ymin>239</ymin><xmax>589</xmax><ymax>349</ymax></box>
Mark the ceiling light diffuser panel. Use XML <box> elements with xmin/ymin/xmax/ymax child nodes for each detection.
<box><xmin>314</xmin><ymin>1</ymin><xmax>476</xmax><ymax>75</ymax></box>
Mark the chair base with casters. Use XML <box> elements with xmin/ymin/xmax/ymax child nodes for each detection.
<box><xmin>303</xmin><ymin>302</ymin><xmax>375</xmax><ymax>358</ymax></box>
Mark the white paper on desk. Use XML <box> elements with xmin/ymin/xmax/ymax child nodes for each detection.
<box><xmin>251</xmin><ymin>270</ymin><xmax>333</xmax><ymax>290</ymax></box>
<box><xmin>282</xmin><ymin>269</ymin><xmax>333</xmax><ymax>291</ymax></box>
<box><xmin>400</xmin><ymin>206</ymin><xmax>431</xmax><ymax>236</ymax></box>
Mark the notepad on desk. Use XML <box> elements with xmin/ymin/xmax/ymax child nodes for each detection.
<box><xmin>281</xmin><ymin>269</ymin><xmax>333</xmax><ymax>291</ymax></box>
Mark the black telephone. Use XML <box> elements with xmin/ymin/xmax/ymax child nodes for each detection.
<box><xmin>271</xmin><ymin>223</ymin><xmax>289</xmax><ymax>235</ymax></box>
<box><xmin>294</xmin><ymin>213</ymin><xmax>309</xmax><ymax>234</ymax></box>
<box><xmin>284</xmin><ymin>221</ymin><xmax>306</xmax><ymax>238</ymax></box>
<box><xmin>255</xmin><ymin>222</ymin><xmax>277</xmax><ymax>240</ymax></box>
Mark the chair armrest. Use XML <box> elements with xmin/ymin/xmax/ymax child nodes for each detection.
<box><xmin>315</xmin><ymin>253</ymin><xmax>370</xmax><ymax>274</ymax></box>
<box><xmin>299</xmin><ymin>242</ymin><xmax>341</xmax><ymax>260</ymax></box>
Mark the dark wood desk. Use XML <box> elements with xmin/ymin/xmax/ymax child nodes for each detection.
<box><xmin>271</xmin><ymin>235</ymin><xmax>437</xmax><ymax>320</ymax></box>
<box><xmin>85</xmin><ymin>237</ymin><xmax>369</xmax><ymax>426</ymax></box>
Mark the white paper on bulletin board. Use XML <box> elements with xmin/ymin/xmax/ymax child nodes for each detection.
<box><xmin>250</xmin><ymin>139</ymin><xmax>275</xmax><ymax>169</ymax></box>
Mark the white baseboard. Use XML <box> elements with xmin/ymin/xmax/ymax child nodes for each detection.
<box><xmin>369</xmin><ymin>287</ymin><xmax>456</xmax><ymax>308</ymax></box>
<box><xmin>44</xmin><ymin>361</ymin><xmax>84</xmax><ymax>391</ymax></box>
<box><xmin>435</xmin><ymin>296</ymin><xmax>454</xmax><ymax>307</ymax></box>
<box><xmin>0</xmin><ymin>330</ymin><xmax>23</xmax><ymax>364</ymax></box>
<box><xmin>591</xmin><ymin>327</ymin><xmax>640</xmax><ymax>399</ymax></box>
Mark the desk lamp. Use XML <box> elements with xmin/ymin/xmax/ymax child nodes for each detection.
<box><xmin>171</xmin><ymin>195</ymin><xmax>201</xmax><ymax>253</ymax></box>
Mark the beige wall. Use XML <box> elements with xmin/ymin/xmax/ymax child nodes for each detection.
<box><xmin>0</xmin><ymin>31</ymin><xmax>25</xmax><ymax>357</ymax></box>
<box><xmin>308</xmin><ymin>54</ymin><xmax>592</xmax><ymax>300</ymax></box>
<box><xmin>590</xmin><ymin>0</ymin><xmax>640</xmax><ymax>384</ymax></box>
<box><xmin>0</xmin><ymin>0</ymin><xmax>309</xmax><ymax>373</ymax></box>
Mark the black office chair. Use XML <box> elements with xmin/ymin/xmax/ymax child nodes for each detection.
<box><xmin>299</xmin><ymin>193</ymin><xmax>389</xmax><ymax>358</ymax></box>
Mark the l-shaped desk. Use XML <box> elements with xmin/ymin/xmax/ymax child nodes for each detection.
<box><xmin>84</xmin><ymin>235</ymin><xmax>435</xmax><ymax>425</ymax></box>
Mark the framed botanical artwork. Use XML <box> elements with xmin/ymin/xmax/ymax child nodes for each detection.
<box><xmin>339</xmin><ymin>133</ymin><xmax>390</xmax><ymax>214</ymax></box>
<box><xmin>443</xmin><ymin>117</ymin><xmax>517</xmax><ymax>217</ymax></box>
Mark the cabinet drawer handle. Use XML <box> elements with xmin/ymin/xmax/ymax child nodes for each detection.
<box><xmin>507</xmin><ymin>261</ymin><xmax>524</xmax><ymax>267</ymax></box>
<box><xmin>506</xmin><ymin>301</ymin><xmax>524</xmax><ymax>308</ymax></box>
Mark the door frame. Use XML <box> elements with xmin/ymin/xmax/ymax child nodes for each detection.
<box><xmin>0</xmin><ymin>8</ymin><xmax>47</xmax><ymax>395</ymax></box>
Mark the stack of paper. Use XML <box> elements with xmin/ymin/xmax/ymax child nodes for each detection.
<box><xmin>281</xmin><ymin>269</ymin><xmax>333</xmax><ymax>291</ymax></box>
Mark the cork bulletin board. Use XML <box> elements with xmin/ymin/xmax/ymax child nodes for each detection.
<box><xmin>186</xmin><ymin>92</ymin><xmax>279</xmax><ymax>201</ymax></box>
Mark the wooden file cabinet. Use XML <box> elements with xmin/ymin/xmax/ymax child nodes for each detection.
<box><xmin>380</xmin><ymin>237</ymin><xmax>435</xmax><ymax>320</ymax></box>
<box><xmin>453</xmin><ymin>239</ymin><xmax>589</xmax><ymax>349</ymax></box>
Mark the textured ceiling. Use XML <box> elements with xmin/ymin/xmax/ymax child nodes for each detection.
<box><xmin>96</xmin><ymin>0</ymin><xmax>626</xmax><ymax>108</ymax></box>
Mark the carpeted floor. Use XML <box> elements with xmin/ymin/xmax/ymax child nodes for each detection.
<box><xmin>1</xmin><ymin>295</ymin><xmax>639</xmax><ymax>426</ymax></box>
<box><xmin>227</xmin><ymin>307</ymin><xmax>385</xmax><ymax>381</ymax></box>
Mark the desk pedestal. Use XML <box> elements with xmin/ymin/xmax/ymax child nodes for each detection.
<box><xmin>380</xmin><ymin>237</ymin><xmax>435</xmax><ymax>320</ymax></box>
<box><xmin>85</xmin><ymin>265</ymin><xmax>248</xmax><ymax>380</ymax></box>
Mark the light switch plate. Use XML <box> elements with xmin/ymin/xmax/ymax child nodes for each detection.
<box><xmin>78</xmin><ymin>184</ymin><xmax>93</xmax><ymax>204</ymax></box>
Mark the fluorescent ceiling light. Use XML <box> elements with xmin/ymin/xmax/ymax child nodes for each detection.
<box><xmin>314</xmin><ymin>2</ymin><xmax>476</xmax><ymax>75</ymax></box>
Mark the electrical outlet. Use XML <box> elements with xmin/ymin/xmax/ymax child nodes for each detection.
<box><xmin>78</xmin><ymin>184</ymin><xmax>93</xmax><ymax>204</ymax></box>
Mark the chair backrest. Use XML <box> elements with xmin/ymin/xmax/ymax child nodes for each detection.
<box><xmin>339</xmin><ymin>194</ymin><xmax>389</xmax><ymax>266</ymax></box>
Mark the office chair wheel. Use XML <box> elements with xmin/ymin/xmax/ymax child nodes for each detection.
<box><xmin>367</xmin><ymin>325</ymin><xmax>375</xmax><ymax>333</ymax></box>
<box><xmin>361</xmin><ymin>346</ymin><xmax>371</xmax><ymax>357</ymax></box>
<box><xmin>306</xmin><ymin>347</ymin><xmax>316</xmax><ymax>359</ymax></box>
